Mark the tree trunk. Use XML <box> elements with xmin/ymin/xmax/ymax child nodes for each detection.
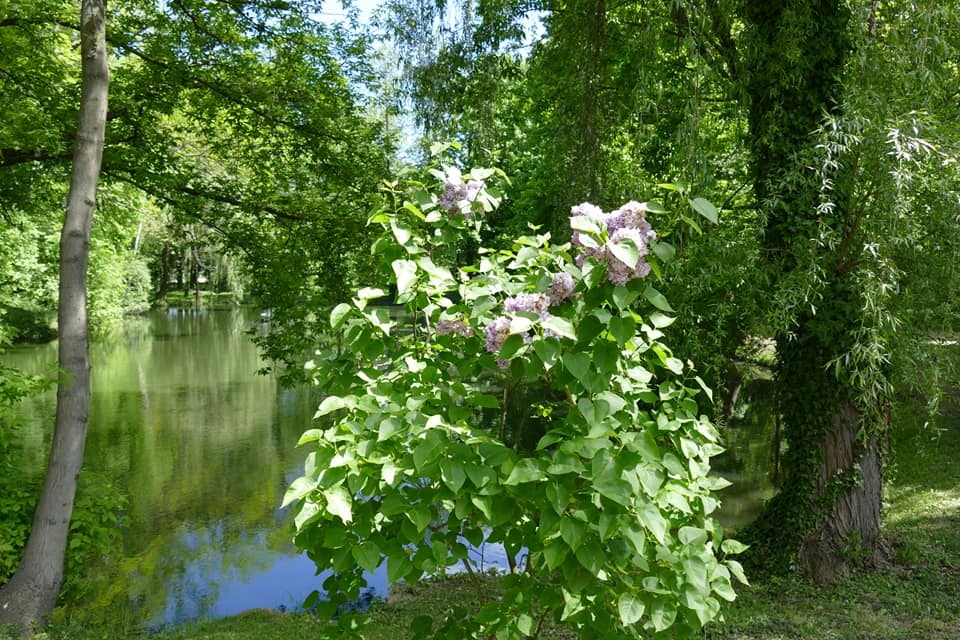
<box><xmin>748</xmin><ymin>303</ymin><xmax>886</xmax><ymax>582</ymax></box>
<box><xmin>154</xmin><ymin>241</ymin><xmax>171</xmax><ymax>303</ymax></box>
<box><xmin>738</xmin><ymin>0</ymin><xmax>887</xmax><ymax>579</ymax></box>
<box><xmin>193</xmin><ymin>254</ymin><xmax>201</xmax><ymax>308</ymax></box>
<box><xmin>0</xmin><ymin>0</ymin><xmax>108</xmax><ymax>634</ymax></box>
<box><xmin>800</xmin><ymin>407</ymin><xmax>884</xmax><ymax>583</ymax></box>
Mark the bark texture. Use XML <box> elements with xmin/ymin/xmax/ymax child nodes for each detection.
<box><xmin>0</xmin><ymin>0</ymin><xmax>108</xmax><ymax>634</ymax></box>
<box><xmin>800</xmin><ymin>410</ymin><xmax>884</xmax><ymax>583</ymax></box>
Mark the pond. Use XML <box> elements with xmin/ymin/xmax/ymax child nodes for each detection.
<box><xmin>2</xmin><ymin>308</ymin><xmax>777</xmax><ymax>627</ymax></box>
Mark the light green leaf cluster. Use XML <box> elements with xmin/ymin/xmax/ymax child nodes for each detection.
<box><xmin>287</xmin><ymin>164</ymin><xmax>743</xmax><ymax>638</ymax></box>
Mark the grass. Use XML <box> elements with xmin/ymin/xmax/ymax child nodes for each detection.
<box><xmin>6</xmin><ymin>394</ymin><xmax>959</xmax><ymax>640</ymax></box>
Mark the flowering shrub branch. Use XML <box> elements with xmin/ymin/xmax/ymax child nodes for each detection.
<box><xmin>286</xmin><ymin>162</ymin><xmax>745</xmax><ymax>639</ymax></box>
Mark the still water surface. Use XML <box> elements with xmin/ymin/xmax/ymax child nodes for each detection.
<box><xmin>5</xmin><ymin>308</ymin><xmax>776</xmax><ymax>627</ymax></box>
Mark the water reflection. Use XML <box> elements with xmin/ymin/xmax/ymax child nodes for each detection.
<box><xmin>5</xmin><ymin>309</ymin><xmax>324</xmax><ymax>626</ymax></box>
<box><xmin>714</xmin><ymin>377</ymin><xmax>779</xmax><ymax>531</ymax></box>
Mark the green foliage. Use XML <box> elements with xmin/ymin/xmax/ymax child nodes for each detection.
<box><xmin>836</xmin><ymin>530</ymin><xmax>871</xmax><ymax>565</ymax></box>
<box><xmin>61</xmin><ymin>473</ymin><xmax>128</xmax><ymax>601</ymax></box>
<box><xmin>0</xmin><ymin>306</ymin><xmax>56</xmax><ymax>346</ymax></box>
<box><xmin>121</xmin><ymin>257</ymin><xmax>153</xmax><ymax>313</ymax></box>
<box><xmin>730</xmin><ymin>0</ymin><xmax>960</xmax><ymax>575</ymax></box>
<box><xmin>288</xmin><ymin>163</ymin><xmax>744</xmax><ymax>638</ymax></box>
<box><xmin>381</xmin><ymin>0</ymin><xmax>757</xmax><ymax>404</ymax></box>
<box><xmin>0</xmin><ymin>471</ymin><xmax>127</xmax><ymax>597</ymax></box>
<box><xmin>0</xmin><ymin>480</ymin><xmax>35</xmax><ymax>583</ymax></box>
<box><xmin>0</xmin><ymin>202</ymin><xmax>61</xmax><ymax>332</ymax></box>
<box><xmin>88</xmin><ymin>240</ymin><xmax>153</xmax><ymax>331</ymax></box>
<box><xmin>1</xmin><ymin>0</ymin><xmax>386</xmax><ymax>341</ymax></box>
<box><xmin>0</xmin><ymin>358</ymin><xmax>50</xmax><ymax>455</ymax></box>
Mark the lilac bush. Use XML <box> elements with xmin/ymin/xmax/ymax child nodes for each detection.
<box><xmin>287</xmin><ymin>163</ymin><xmax>744</xmax><ymax>640</ymax></box>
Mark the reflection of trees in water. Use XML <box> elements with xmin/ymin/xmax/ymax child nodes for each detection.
<box><xmin>713</xmin><ymin>377</ymin><xmax>779</xmax><ymax>531</ymax></box>
<box><xmin>67</xmin><ymin>371</ymin><xmax>310</xmax><ymax>625</ymax></box>
<box><xmin>79</xmin><ymin>517</ymin><xmax>295</xmax><ymax>627</ymax></box>
<box><xmin>8</xmin><ymin>309</ymin><xmax>318</xmax><ymax>625</ymax></box>
<box><xmin>84</xmin><ymin>387</ymin><xmax>285</xmax><ymax>546</ymax></box>
<box><xmin>720</xmin><ymin>379</ymin><xmax>777</xmax><ymax>471</ymax></box>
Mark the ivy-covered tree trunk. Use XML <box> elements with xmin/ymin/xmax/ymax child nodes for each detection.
<box><xmin>768</xmin><ymin>295</ymin><xmax>886</xmax><ymax>582</ymax></box>
<box><xmin>739</xmin><ymin>0</ymin><xmax>887</xmax><ymax>580</ymax></box>
<box><xmin>0</xmin><ymin>0</ymin><xmax>107</xmax><ymax>633</ymax></box>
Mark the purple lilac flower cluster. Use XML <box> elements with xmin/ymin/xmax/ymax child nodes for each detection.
<box><xmin>571</xmin><ymin>200</ymin><xmax>657</xmax><ymax>285</ymax></box>
<box><xmin>439</xmin><ymin>168</ymin><xmax>485</xmax><ymax>218</ymax></box>
<box><xmin>484</xmin><ymin>316</ymin><xmax>512</xmax><ymax>354</ymax></box>
<box><xmin>483</xmin><ymin>279</ymin><xmax>575</xmax><ymax>367</ymax></box>
<box><xmin>503</xmin><ymin>292</ymin><xmax>551</xmax><ymax>316</ymax></box>
<box><xmin>439</xmin><ymin>182</ymin><xmax>467</xmax><ymax>213</ymax></box>
<box><xmin>547</xmin><ymin>272</ymin><xmax>575</xmax><ymax>306</ymax></box>
<box><xmin>436</xmin><ymin>318</ymin><xmax>473</xmax><ymax>338</ymax></box>
<box><xmin>484</xmin><ymin>294</ymin><xmax>549</xmax><ymax>355</ymax></box>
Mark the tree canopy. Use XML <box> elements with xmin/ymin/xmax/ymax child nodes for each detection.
<box><xmin>1</xmin><ymin>0</ymin><xmax>388</xmax><ymax>350</ymax></box>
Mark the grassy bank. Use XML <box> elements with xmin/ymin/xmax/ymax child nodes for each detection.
<box><xmin>9</xmin><ymin>396</ymin><xmax>960</xmax><ymax>640</ymax></box>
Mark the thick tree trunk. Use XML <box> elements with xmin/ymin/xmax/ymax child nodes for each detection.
<box><xmin>757</xmin><ymin>306</ymin><xmax>887</xmax><ymax>582</ymax></box>
<box><xmin>738</xmin><ymin>0</ymin><xmax>887</xmax><ymax>578</ymax></box>
<box><xmin>0</xmin><ymin>0</ymin><xmax>108</xmax><ymax>634</ymax></box>
<box><xmin>800</xmin><ymin>407</ymin><xmax>884</xmax><ymax>583</ymax></box>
